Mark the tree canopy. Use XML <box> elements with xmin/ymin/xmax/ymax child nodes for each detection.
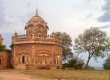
<box><xmin>74</xmin><ymin>27</ymin><xmax>110</xmax><ymax>68</ymax></box>
<box><xmin>0</xmin><ymin>43</ymin><xmax>5</xmax><ymax>51</ymax></box>
<box><xmin>52</xmin><ymin>32</ymin><xmax>72</xmax><ymax>59</ymax></box>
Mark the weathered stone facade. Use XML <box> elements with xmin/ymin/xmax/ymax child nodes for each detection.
<box><xmin>12</xmin><ymin>14</ymin><xmax>62</xmax><ymax>69</ymax></box>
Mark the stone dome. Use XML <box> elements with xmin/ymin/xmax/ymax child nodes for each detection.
<box><xmin>30</xmin><ymin>16</ymin><xmax>45</xmax><ymax>23</ymax></box>
<box><xmin>26</xmin><ymin>15</ymin><xmax>49</xmax><ymax>29</ymax></box>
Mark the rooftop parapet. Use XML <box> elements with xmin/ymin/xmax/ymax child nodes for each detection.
<box><xmin>12</xmin><ymin>34</ymin><xmax>62</xmax><ymax>45</ymax></box>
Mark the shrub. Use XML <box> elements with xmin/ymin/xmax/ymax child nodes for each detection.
<box><xmin>63</xmin><ymin>58</ymin><xmax>84</xmax><ymax>69</ymax></box>
<box><xmin>103</xmin><ymin>55</ymin><xmax>110</xmax><ymax>70</ymax></box>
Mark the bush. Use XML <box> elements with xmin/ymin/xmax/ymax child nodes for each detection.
<box><xmin>63</xmin><ymin>58</ymin><xmax>84</xmax><ymax>69</ymax></box>
<box><xmin>0</xmin><ymin>44</ymin><xmax>5</xmax><ymax>52</ymax></box>
<box><xmin>103</xmin><ymin>55</ymin><xmax>110</xmax><ymax>70</ymax></box>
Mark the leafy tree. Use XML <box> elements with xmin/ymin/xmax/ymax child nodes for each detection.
<box><xmin>103</xmin><ymin>55</ymin><xmax>110</xmax><ymax>70</ymax></box>
<box><xmin>52</xmin><ymin>32</ymin><xmax>72</xmax><ymax>59</ymax></box>
<box><xmin>0</xmin><ymin>43</ymin><xmax>5</xmax><ymax>51</ymax></box>
<box><xmin>74</xmin><ymin>27</ymin><xmax>110</xmax><ymax>68</ymax></box>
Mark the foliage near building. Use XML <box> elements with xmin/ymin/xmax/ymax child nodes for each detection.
<box><xmin>52</xmin><ymin>32</ymin><xmax>72</xmax><ymax>59</ymax></box>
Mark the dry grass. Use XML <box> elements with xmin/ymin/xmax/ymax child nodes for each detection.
<box><xmin>0</xmin><ymin>69</ymin><xmax>109</xmax><ymax>80</ymax></box>
<box><xmin>18</xmin><ymin>69</ymin><xmax>110</xmax><ymax>80</ymax></box>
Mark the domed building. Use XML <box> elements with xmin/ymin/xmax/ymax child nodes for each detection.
<box><xmin>12</xmin><ymin>13</ymin><xmax>62</xmax><ymax>69</ymax></box>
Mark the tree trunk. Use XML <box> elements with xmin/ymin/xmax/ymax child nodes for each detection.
<box><xmin>85</xmin><ymin>54</ymin><xmax>92</xmax><ymax>69</ymax></box>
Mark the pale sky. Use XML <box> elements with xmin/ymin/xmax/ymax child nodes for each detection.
<box><xmin>0</xmin><ymin>0</ymin><xmax>110</xmax><ymax>67</ymax></box>
<box><xmin>0</xmin><ymin>0</ymin><xmax>110</xmax><ymax>38</ymax></box>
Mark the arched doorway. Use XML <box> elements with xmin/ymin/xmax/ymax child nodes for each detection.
<box><xmin>19</xmin><ymin>54</ymin><xmax>29</xmax><ymax>65</ymax></box>
<box><xmin>21</xmin><ymin>56</ymin><xmax>25</xmax><ymax>64</ymax></box>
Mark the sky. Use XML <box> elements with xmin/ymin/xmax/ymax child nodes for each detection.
<box><xmin>0</xmin><ymin>0</ymin><xmax>110</xmax><ymax>68</ymax></box>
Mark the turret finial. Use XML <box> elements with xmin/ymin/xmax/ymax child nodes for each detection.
<box><xmin>35</xmin><ymin>9</ymin><xmax>39</xmax><ymax>16</ymax></box>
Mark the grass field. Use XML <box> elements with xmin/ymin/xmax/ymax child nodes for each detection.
<box><xmin>0</xmin><ymin>69</ymin><xmax>110</xmax><ymax>80</ymax></box>
<box><xmin>19</xmin><ymin>69</ymin><xmax>110</xmax><ymax>80</ymax></box>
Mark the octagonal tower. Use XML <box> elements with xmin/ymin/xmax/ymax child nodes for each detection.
<box><xmin>12</xmin><ymin>11</ymin><xmax>62</xmax><ymax>69</ymax></box>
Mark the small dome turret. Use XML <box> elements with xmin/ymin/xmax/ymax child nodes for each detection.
<box><xmin>25</xmin><ymin>11</ymin><xmax>49</xmax><ymax>38</ymax></box>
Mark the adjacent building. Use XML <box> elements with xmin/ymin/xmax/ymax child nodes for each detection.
<box><xmin>0</xmin><ymin>34</ymin><xmax>11</xmax><ymax>69</ymax></box>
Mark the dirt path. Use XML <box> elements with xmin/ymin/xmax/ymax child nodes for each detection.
<box><xmin>0</xmin><ymin>70</ymin><xmax>36</xmax><ymax>80</ymax></box>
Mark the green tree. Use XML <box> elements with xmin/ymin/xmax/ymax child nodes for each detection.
<box><xmin>103</xmin><ymin>55</ymin><xmax>110</xmax><ymax>70</ymax></box>
<box><xmin>0</xmin><ymin>43</ymin><xmax>5</xmax><ymax>51</ymax></box>
<box><xmin>52</xmin><ymin>32</ymin><xmax>72</xmax><ymax>59</ymax></box>
<box><xmin>74</xmin><ymin>27</ymin><xmax>110</xmax><ymax>68</ymax></box>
